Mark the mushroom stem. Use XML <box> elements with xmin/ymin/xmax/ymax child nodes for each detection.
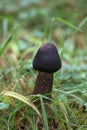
<box><xmin>33</xmin><ymin>72</ymin><xmax>53</xmax><ymax>98</ymax></box>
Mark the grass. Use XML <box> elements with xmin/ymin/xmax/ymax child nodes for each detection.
<box><xmin>0</xmin><ymin>1</ymin><xmax>87</xmax><ymax>130</ymax></box>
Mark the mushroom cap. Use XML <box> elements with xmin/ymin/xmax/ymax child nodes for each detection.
<box><xmin>33</xmin><ymin>43</ymin><xmax>61</xmax><ymax>73</ymax></box>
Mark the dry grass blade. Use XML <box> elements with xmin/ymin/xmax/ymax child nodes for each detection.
<box><xmin>2</xmin><ymin>91</ymin><xmax>41</xmax><ymax>118</ymax></box>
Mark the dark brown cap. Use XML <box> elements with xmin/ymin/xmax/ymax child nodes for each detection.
<box><xmin>33</xmin><ymin>43</ymin><xmax>61</xmax><ymax>73</ymax></box>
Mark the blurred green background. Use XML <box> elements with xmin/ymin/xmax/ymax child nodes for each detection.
<box><xmin>0</xmin><ymin>0</ymin><xmax>87</xmax><ymax>42</ymax></box>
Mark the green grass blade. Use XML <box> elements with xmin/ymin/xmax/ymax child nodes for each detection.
<box><xmin>75</xmin><ymin>16</ymin><xmax>87</xmax><ymax>33</ymax></box>
<box><xmin>0</xmin><ymin>35</ymin><xmax>12</xmax><ymax>57</ymax></box>
<box><xmin>0</xmin><ymin>24</ymin><xmax>20</xmax><ymax>57</ymax></box>
<box><xmin>2</xmin><ymin>91</ymin><xmax>41</xmax><ymax>118</ymax></box>
<box><xmin>59</xmin><ymin>102</ymin><xmax>71</xmax><ymax>129</ymax></box>
<box><xmin>54</xmin><ymin>17</ymin><xmax>79</xmax><ymax>31</ymax></box>
<box><xmin>40</xmin><ymin>95</ymin><xmax>49</xmax><ymax>130</ymax></box>
<box><xmin>47</xmin><ymin>17</ymin><xmax>80</xmax><ymax>41</ymax></box>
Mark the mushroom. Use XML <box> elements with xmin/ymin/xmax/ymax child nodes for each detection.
<box><xmin>32</xmin><ymin>42</ymin><xmax>61</xmax><ymax>129</ymax></box>
<box><xmin>32</xmin><ymin>43</ymin><xmax>61</xmax><ymax>100</ymax></box>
